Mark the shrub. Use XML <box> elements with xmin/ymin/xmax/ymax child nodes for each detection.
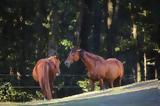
<box><xmin>77</xmin><ymin>79</ymin><xmax>100</xmax><ymax>92</ymax></box>
<box><xmin>0</xmin><ymin>82</ymin><xmax>33</xmax><ymax>102</ymax></box>
<box><xmin>34</xmin><ymin>91</ymin><xmax>44</xmax><ymax>100</ymax></box>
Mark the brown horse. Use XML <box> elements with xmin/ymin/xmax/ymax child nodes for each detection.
<box><xmin>32</xmin><ymin>56</ymin><xmax>60</xmax><ymax>100</ymax></box>
<box><xmin>65</xmin><ymin>48</ymin><xmax>124</xmax><ymax>90</ymax></box>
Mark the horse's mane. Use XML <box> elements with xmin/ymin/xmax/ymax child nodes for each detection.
<box><xmin>86</xmin><ymin>52</ymin><xmax>104</xmax><ymax>61</ymax></box>
<box><xmin>70</xmin><ymin>47</ymin><xmax>104</xmax><ymax>62</ymax></box>
<box><xmin>82</xmin><ymin>50</ymin><xmax>104</xmax><ymax>62</ymax></box>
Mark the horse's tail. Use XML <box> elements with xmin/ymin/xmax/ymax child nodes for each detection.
<box><xmin>115</xmin><ymin>59</ymin><xmax>124</xmax><ymax>79</ymax></box>
<box><xmin>121</xmin><ymin>62</ymin><xmax>125</xmax><ymax>79</ymax></box>
<box><xmin>39</xmin><ymin>62</ymin><xmax>53</xmax><ymax>100</ymax></box>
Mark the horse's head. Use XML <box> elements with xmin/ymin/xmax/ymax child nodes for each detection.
<box><xmin>65</xmin><ymin>47</ymin><xmax>81</xmax><ymax>68</ymax></box>
<box><xmin>49</xmin><ymin>55</ymin><xmax>61</xmax><ymax>76</ymax></box>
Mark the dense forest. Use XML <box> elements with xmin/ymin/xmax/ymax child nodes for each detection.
<box><xmin>0</xmin><ymin>0</ymin><xmax>160</xmax><ymax>100</ymax></box>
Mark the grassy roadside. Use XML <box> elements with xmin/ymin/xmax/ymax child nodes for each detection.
<box><xmin>0</xmin><ymin>79</ymin><xmax>159</xmax><ymax>106</ymax></box>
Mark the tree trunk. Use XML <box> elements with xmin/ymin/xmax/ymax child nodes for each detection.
<box><xmin>48</xmin><ymin>11</ymin><xmax>58</xmax><ymax>56</ymax></box>
<box><xmin>105</xmin><ymin>0</ymin><xmax>120</xmax><ymax>57</ymax></box>
<box><xmin>74</xmin><ymin>0</ymin><xmax>84</xmax><ymax>47</ymax></box>
<box><xmin>144</xmin><ymin>53</ymin><xmax>147</xmax><ymax>81</ymax></box>
<box><xmin>79</xmin><ymin>0</ymin><xmax>92</xmax><ymax>50</ymax></box>
<box><xmin>92</xmin><ymin>0</ymin><xmax>102</xmax><ymax>53</ymax></box>
<box><xmin>131</xmin><ymin>14</ymin><xmax>142</xmax><ymax>82</ymax></box>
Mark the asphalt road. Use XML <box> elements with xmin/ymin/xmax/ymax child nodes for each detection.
<box><xmin>54</xmin><ymin>88</ymin><xmax>160</xmax><ymax>106</ymax></box>
<box><xmin>46</xmin><ymin>80</ymin><xmax>160</xmax><ymax>106</ymax></box>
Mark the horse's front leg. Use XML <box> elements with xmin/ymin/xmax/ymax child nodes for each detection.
<box><xmin>99</xmin><ymin>79</ymin><xmax>105</xmax><ymax>90</ymax></box>
<box><xmin>89</xmin><ymin>79</ymin><xmax>95</xmax><ymax>91</ymax></box>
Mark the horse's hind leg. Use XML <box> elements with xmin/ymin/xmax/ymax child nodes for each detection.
<box><xmin>109</xmin><ymin>80</ymin><xmax>114</xmax><ymax>88</ymax></box>
<box><xmin>39</xmin><ymin>80</ymin><xmax>47</xmax><ymax>99</ymax></box>
<box><xmin>119</xmin><ymin>78</ymin><xmax>122</xmax><ymax>86</ymax></box>
<box><xmin>114</xmin><ymin>77</ymin><xmax>122</xmax><ymax>87</ymax></box>
<box><xmin>49</xmin><ymin>78</ymin><xmax>54</xmax><ymax>98</ymax></box>
<box><xmin>99</xmin><ymin>79</ymin><xmax>105</xmax><ymax>90</ymax></box>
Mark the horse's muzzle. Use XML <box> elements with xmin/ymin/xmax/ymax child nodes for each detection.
<box><xmin>64</xmin><ymin>61</ymin><xmax>70</xmax><ymax>68</ymax></box>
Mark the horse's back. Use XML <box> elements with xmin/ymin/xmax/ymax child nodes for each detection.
<box><xmin>32</xmin><ymin>58</ymin><xmax>57</xmax><ymax>81</ymax></box>
<box><xmin>32</xmin><ymin>59</ymin><xmax>49</xmax><ymax>82</ymax></box>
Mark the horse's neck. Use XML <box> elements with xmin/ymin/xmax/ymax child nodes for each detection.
<box><xmin>81</xmin><ymin>52</ymin><xmax>96</xmax><ymax>71</ymax></box>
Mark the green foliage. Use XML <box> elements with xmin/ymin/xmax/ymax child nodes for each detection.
<box><xmin>0</xmin><ymin>82</ymin><xmax>44</xmax><ymax>102</ymax></box>
<box><xmin>77</xmin><ymin>79</ymin><xmax>100</xmax><ymax>92</ymax></box>
<box><xmin>115</xmin><ymin>37</ymin><xmax>136</xmax><ymax>52</ymax></box>
<box><xmin>0</xmin><ymin>82</ymin><xmax>33</xmax><ymax>102</ymax></box>
<box><xmin>59</xmin><ymin>39</ymin><xmax>73</xmax><ymax>50</ymax></box>
<box><xmin>34</xmin><ymin>91</ymin><xmax>44</xmax><ymax>100</ymax></box>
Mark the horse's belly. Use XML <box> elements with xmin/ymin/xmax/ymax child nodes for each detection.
<box><xmin>105</xmin><ymin>70</ymin><xmax>120</xmax><ymax>80</ymax></box>
<box><xmin>90</xmin><ymin>77</ymin><xmax>99</xmax><ymax>81</ymax></box>
<box><xmin>88</xmin><ymin>73</ymin><xmax>99</xmax><ymax>81</ymax></box>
